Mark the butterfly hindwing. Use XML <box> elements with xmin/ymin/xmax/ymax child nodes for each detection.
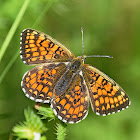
<box><xmin>51</xmin><ymin>73</ymin><xmax>89</xmax><ymax>123</ymax></box>
<box><xmin>20</xmin><ymin>29</ymin><xmax>75</xmax><ymax>65</ymax></box>
<box><xmin>84</xmin><ymin>65</ymin><xmax>130</xmax><ymax>116</ymax></box>
<box><xmin>21</xmin><ymin>63</ymin><xmax>67</xmax><ymax>103</ymax></box>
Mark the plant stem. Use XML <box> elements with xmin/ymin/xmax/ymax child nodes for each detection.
<box><xmin>56</xmin><ymin>123</ymin><xmax>67</xmax><ymax>140</ymax></box>
<box><xmin>0</xmin><ymin>0</ymin><xmax>30</xmax><ymax>62</ymax></box>
<box><xmin>0</xmin><ymin>50</ymin><xmax>19</xmax><ymax>85</ymax></box>
<box><xmin>32</xmin><ymin>0</ymin><xmax>55</xmax><ymax>28</ymax></box>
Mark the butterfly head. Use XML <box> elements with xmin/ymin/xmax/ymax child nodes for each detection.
<box><xmin>70</xmin><ymin>58</ymin><xmax>84</xmax><ymax>73</ymax></box>
<box><xmin>77</xmin><ymin>55</ymin><xmax>86</xmax><ymax>64</ymax></box>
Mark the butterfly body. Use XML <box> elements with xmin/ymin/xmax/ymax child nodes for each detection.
<box><xmin>20</xmin><ymin>29</ymin><xmax>130</xmax><ymax>123</ymax></box>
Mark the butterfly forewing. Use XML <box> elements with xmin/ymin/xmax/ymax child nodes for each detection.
<box><xmin>51</xmin><ymin>73</ymin><xmax>89</xmax><ymax>123</ymax></box>
<box><xmin>83</xmin><ymin>65</ymin><xmax>130</xmax><ymax>116</ymax></box>
<box><xmin>21</xmin><ymin>63</ymin><xmax>67</xmax><ymax>103</ymax></box>
<box><xmin>20</xmin><ymin>29</ymin><xmax>75</xmax><ymax>65</ymax></box>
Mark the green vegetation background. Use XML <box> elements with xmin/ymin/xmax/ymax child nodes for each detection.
<box><xmin>0</xmin><ymin>0</ymin><xmax>139</xmax><ymax>139</ymax></box>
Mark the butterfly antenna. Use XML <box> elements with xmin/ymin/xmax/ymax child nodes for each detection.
<box><xmin>85</xmin><ymin>55</ymin><xmax>113</xmax><ymax>58</ymax></box>
<box><xmin>80</xmin><ymin>27</ymin><xmax>113</xmax><ymax>59</ymax></box>
<box><xmin>81</xmin><ymin>27</ymin><xmax>84</xmax><ymax>56</ymax></box>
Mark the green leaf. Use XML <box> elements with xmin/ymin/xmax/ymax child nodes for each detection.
<box><xmin>35</xmin><ymin>104</ymin><xmax>55</xmax><ymax>121</ymax></box>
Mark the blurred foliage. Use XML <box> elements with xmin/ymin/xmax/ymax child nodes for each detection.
<box><xmin>13</xmin><ymin>108</ymin><xmax>47</xmax><ymax>139</ymax></box>
<box><xmin>0</xmin><ymin>0</ymin><xmax>140</xmax><ymax>140</ymax></box>
<box><xmin>12</xmin><ymin>106</ymin><xmax>66</xmax><ymax>140</ymax></box>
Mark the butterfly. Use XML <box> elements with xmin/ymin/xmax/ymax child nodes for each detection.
<box><xmin>20</xmin><ymin>29</ymin><xmax>131</xmax><ymax>124</ymax></box>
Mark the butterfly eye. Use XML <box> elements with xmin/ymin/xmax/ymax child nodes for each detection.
<box><xmin>71</xmin><ymin>60</ymin><xmax>81</xmax><ymax>71</ymax></box>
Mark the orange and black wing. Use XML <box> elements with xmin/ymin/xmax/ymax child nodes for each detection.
<box><xmin>84</xmin><ymin>65</ymin><xmax>130</xmax><ymax>116</ymax></box>
<box><xmin>21</xmin><ymin>63</ymin><xmax>67</xmax><ymax>103</ymax></box>
<box><xmin>51</xmin><ymin>73</ymin><xmax>89</xmax><ymax>123</ymax></box>
<box><xmin>20</xmin><ymin>29</ymin><xmax>75</xmax><ymax>65</ymax></box>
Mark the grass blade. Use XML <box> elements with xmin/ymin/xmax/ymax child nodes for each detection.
<box><xmin>0</xmin><ymin>0</ymin><xmax>30</xmax><ymax>62</ymax></box>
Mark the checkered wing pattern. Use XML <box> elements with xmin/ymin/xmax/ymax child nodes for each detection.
<box><xmin>84</xmin><ymin>65</ymin><xmax>130</xmax><ymax>116</ymax></box>
<box><xmin>51</xmin><ymin>74</ymin><xmax>89</xmax><ymax>123</ymax></box>
<box><xmin>20</xmin><ymin>29</ymin><xmax>75</xmax><ymax>65</ymax></box>
<box><xmin>21</xmin><ymin>63</ymin><xmax>67</xmax><ymax>103</ymax></box>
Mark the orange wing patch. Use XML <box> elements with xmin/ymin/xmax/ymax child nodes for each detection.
<box><xmin>21</xmin><ymin>63</ymin><xmax>67</xmax><ymax>103</ymax></box>
<box><xmin>51</xmin><ymin>74</ymin><xmax>89</xmax><ymax>123</ymax></box>
<box><xmin>84</xmin><ymin>65</ymin><xmax>130</xmax><ymax>116</ymax></box>
<box><xmin>20</xmin><ymin>29</ymin><xmax>75</xmax><ymax>65</ymax></box>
